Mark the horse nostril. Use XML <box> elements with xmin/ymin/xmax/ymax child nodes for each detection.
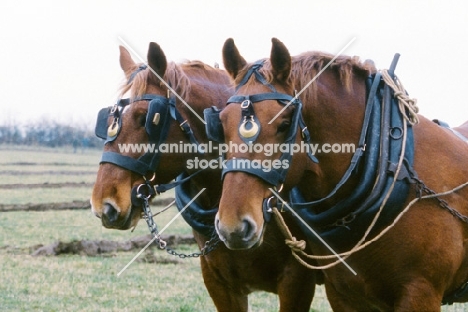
<box><xmin>242</xmin><ymin>218</ymin><xmax>256</xmax><ymax>241</ymax></box>
<box><xmin>214</xmin><ymin>217</ymin><xmax>225</xmax><ymax>241</ymax></box>
<box><xmin>102</xmin><ymin>203</ymin><xmax>119</xmax><ymax>223</ymax></box>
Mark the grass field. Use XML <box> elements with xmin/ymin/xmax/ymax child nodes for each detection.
<box><xmin>0</xmin><ymin>145</ymin><xmax>332</xmax><ymax>311</ymax></box>
<box><xmin>1</xmin><ymin>145</ymin><xmax>467</xmax><ymax>312</ymax></box>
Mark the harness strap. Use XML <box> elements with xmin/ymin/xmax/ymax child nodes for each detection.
<box><xmin>442</xmin><ymin>280</ymin><xmax>468</xmax><ymax>305</ymax></box>
<box><xmin>132</xmin><ymin>94</ymin><xmax>162</xmax><ymax>102</ymax></box>
<box><xmin>235</xmin><ymin>60</ymin><xmax>275</xmax><ymax>92</ymax></box>
<box><xmin>227</xmin><ymin>93</ymin><xmax>294</xmax><ymax>105</ymax></box>
<box><xmin>222</xmin><ymin>158</ymin><xmax>283</xmax><ymax>186</ymax></box>
<box><xmin>287</xmin><ymin>73</ymin><xmax>381</xmax><ymax>210</ymax></box>
<box><xmin>163</xmin><ymin>95</ymin><xmax>203</xmax><ymax>150</ymax></box>
<box><xmin>155</xmin><ymin>169</ymin><xmax>203</xmax><ymax>193</ymax></box>
<box><xmin>116</xmin><ymin>98</ymin><xmax>130</xmax><ymax>107</ymax></box>
<box><xmin>174</xmin><ymin>172</ymin><xmax>218</xmax><ymax>237</ymax></box>
<box><xmin>127</xmin><ymin>64</ymin><xmax>147</xmax><ymax>84</ymax></box>
<box><xmin>101</xmin><ymin>151</ymin><xmax>151</xmax><ymax>176</ymax></box>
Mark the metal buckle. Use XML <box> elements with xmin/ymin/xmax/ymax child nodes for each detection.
<box><xmin>110</xmin><ymin>104</ymin><xmax>118</xmax><ymax>114</ymax></box>
<box><xmin>240</xmin><ymin>100</ymin><xmax>251</xmax><ymax>108</ymax></box>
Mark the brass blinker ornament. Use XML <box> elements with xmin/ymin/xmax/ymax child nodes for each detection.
<box><xmin>239</xmin><ymin>116</ymin><xmax>259</xmax><ymax>138</ymax></box>
<box><xmin>107</xmin><ymin>119</ymin><xmax>119</xmax><ymax>137</ymax></box>
<box><xmin>238</xmin><ymin>100</ymin><xmax>260</xmax><ymax>139</ymax></box>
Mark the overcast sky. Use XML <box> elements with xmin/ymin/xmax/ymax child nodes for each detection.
<box><xmin>1</xmin><ymin>0</ymin><xmax>467</xmax><ymax>129</ymax></box>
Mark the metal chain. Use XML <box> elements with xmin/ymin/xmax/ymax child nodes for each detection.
<box><xmin>415</xmin><ymin>178</ymin><xmax>468</xmax><ymax>224</ymax></box>
<box><xmin>165</xmin><ymin>234</ymin><xmax>221</xmax><ymax>258</ymax></box>
<box><xmin>137</xmin><ymin>184</ymin><xmax>220</xmax><ymax>258</ymax></box>
<box><xmin>140</xmin><ymin>194</ymin><xmax>167</xmax><ymax>249</ymax></box>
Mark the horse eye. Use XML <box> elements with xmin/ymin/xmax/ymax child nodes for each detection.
<box><xmin>277</xmin><ymin>121</ymin><xmax>290</xmax><ymax>134</ymax></box>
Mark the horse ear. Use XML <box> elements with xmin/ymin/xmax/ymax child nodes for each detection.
<box><xmin>147</xmin><ymin>42</ymin><xmax>167</xmax><ymax>78</ymax></box>
<box><xmin>222</xmin><ymin>38</ymin><xmax>247</xmax><ymax>80</ymax></box>
<box><xmin>119</xmin><ymin>46</ymin><xmax>136</xmax><ymax>74</ymax></box>
<box><xmin>270</xmin><ymin>38</ymin><xmax>291</xmax><ymax>82</ymax></box>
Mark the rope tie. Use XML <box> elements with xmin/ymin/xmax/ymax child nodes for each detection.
<box><xmin>381</xmin><ymin>69</ymin><xmax>419</xmax><ymax>125</ymax></box>
<box><xmin>272</xmin><ymin>182</ymin><xmax>468</xmax><ymax>270</ymax></box>
<box><xmin>285</xmin><ymin>237</ymin><xmax>306</xmax><ymax>252</ymax></box>
<box><xmin>272</xmin><ymin>207</ymin><xmax>341</xmax><ymax>270</ymax></box>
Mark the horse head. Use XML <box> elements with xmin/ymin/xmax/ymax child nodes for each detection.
<box><xmin>91</xmin><ymin>42</ymin><xmax>227</xmax><ymax>230</ymax></box>
<box><xmin>215</xmin><ymin>38</ymin><xmax>314</xmax><ymax>249</ymax></box>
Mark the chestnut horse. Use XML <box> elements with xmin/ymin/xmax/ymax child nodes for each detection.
<box><xmin>215</xmin><ymin>37</ymin><xmax>468</xmax><ymax>310</ymax></box>
<box><xmin>91</xmin><ymin>42</ymin><xmax>318</xmax><ymax>311</ymax></box>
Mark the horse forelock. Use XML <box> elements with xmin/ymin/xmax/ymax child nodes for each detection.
<box><xmin>118</xmin><ymin>62</ymin><xmax>191</xmax><ymax>101</ymax></box>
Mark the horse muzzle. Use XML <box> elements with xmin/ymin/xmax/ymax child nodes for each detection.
<box><xmin>215</xmin><ymin>214</ymin><xmax>264</xmax><ymax>250</ymax></box>
<box><xmin>96</xmin><ymin>201</ymin><xmax>137</xmax><ymax>230</ymax></box>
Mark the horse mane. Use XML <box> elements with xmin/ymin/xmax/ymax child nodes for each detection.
<box><xmin>291</xmin><ymin>51</ymin><xmax>375</xmax><ymax>104</ymax></box>
<box><xmin>234</xmin><ymin>51</ymin><xmax>376</xmax><ymax>104</ymax></box>
<box><xmin>119</xmin><ymin>60</ymin><xmax>231</xmax><ymax>104</ymax></box>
